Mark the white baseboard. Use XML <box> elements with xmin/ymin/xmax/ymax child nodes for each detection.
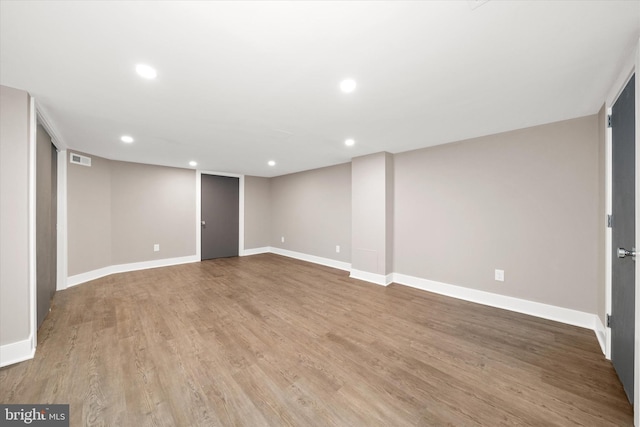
<box><xmin>0</xmin><ymin>336</ymin><xmax>35</xmax><ymax>368</ymax></box>
<box><xmin>67</xmin><ymin>255</ymin><xmax>199</xmax><ymax>288</ymax></box>
<box><xmin>350</xmin><ymin>269</ymin><xmax>393</xmax><ymax>286</ymax></box>
<box><xmin>269</xmin><ymin>247</ymin><xmax>351</xmax><ymax>271</ymax></box>
<box><xmin>595</xmin><ymin>316</ymin><xmax>606</xmax><ymax>355</ymax></box>
<box><xmin>66</xmin><ymin>265</ymin><xmax>113</xmax><ymax>288</ymax></box>
<box><xmin>392</xmin><ymin>272</ymin><xmax>599</xmax><ymax>333</ymax></box>
<box><xmin>241</xmin><ymin>247</ymin><xmax>271</xmax><ymax>256</ymax></box>
<box><xmin>62</xmin><ymin>248</ymin><xmax>607</xmax><ymax>357</ymax></box>
<box><xmin>263</xmin><ymin>252</ymin><xmax>603</xmax><ymax>349</ymax></box>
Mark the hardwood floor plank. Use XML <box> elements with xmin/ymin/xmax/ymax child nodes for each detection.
<box><xmin>0</xmin><ymin>254</ymin><xmax>633</xmax><ymax>426</ymax></box>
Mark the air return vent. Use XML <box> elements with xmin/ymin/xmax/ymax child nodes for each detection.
<box><xmin>70</xmin><ymin>152</ymin><xmax>91</xmax><ymax>167</ymax></box>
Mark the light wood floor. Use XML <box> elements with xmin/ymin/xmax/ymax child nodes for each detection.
<box><xmin>0</xmin><ymin>254</ymin><xmax>633</xmax><ymax>426</ymax></box>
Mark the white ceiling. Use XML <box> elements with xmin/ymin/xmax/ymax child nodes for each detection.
<box><xmin>1</xmin><ymin>1</ymin><xmax>639</xmax><ymax>177</ymax></box>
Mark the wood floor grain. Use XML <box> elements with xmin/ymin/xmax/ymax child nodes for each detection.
<box><xmin>0</xmin><ymin>254</ymin><xmax>633</xmax><ymax>426</ymax></box>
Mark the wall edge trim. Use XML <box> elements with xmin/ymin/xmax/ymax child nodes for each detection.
<box><xmin>269</xmin><ymin>247</ymin><xmax>351</xmax><ymax>271</ymax></box>
<box><xmin>350</xmin><ymin>269</ymin><xmax>393</xmax><ymax>286</ymax></box>
<box><xmin>595</xmin><ymin>315</ymin><xmax>606</xmax><ymax>355</ymax></box>
<box><xmin>63</xmin><ymin>247</ymin><xmax>605</xmax><ymax>356</ymax></box>
<box><xmin>241</xmin><ymin>247</ymin><xmax>271</xmax><ymax>256</ymax></box>
<box><xmin>67</xmin><ymin>255</ymin><xmax>199</xmax><ymax>287</ymax></box>
<box><xmin>0</xmin><ymin>336</ymin><xmax>35</xmax><ymax>368</ymax></box>
<box><xmin>392</xmin><ymin>272</ymin><xmax>601</xmax><ymax>344</ymax></box>
<box><xmin>259</xmin><ymin>250</ymin><xmax>601</xmax><ymax>346</ymax></box>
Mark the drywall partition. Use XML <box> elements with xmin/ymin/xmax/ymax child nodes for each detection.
<box><xmin>394</xmin><ymin>115</ymin><xmax>600</xmax><ymax>315</ymax></box>
<box><xmin>244</xmin><ymin>176</ymin><xmax>271</xmax><ymax>251</ymax></box>
<box><xmin>67</xmin><ymin>151</ymin><xmax>112</xmax><ymax>276</ymax></box>
<box><xmin>351</xmin><ymin>152</ymin><xmax>394</xmax><ymax>284</ymax></box>
<box><xmin>0</xmin><ymin>85</ymin><xmax>33</xmax><ymax>366</ymax></box>
<box><xmin>67</xmin><ymin>154</ymin><xmax>197</xmax><ymax>284</ymax></box>
<box><xmin>270</xmin><ymin>163</ymin><xmax>351</xmax><ymax>267</ymax></box>
<box><xmin>110</xmin><ymin>161</ymin><xmax>196</xmax><ymax>265</ymax></box>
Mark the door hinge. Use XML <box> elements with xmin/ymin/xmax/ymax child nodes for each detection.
<box><xmin>606</xmin><ymin>314</ymin><xmax>612</xmax><ymax>328</ymax></box>
<box><xmin>607</xmin><ymin>114</ymin><xmax>612</xmax><ymax>128</ymax></box>
<box><xmin>607</xmin><ymin>214</ymin><xmax>612</xmax><ymax>228</ymax></box>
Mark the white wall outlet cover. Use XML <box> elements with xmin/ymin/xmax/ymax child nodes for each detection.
<box><xmin>336</xmin><ymin>245</ymin><xmax>340</xmax><ymax>253</ymax></box>
<box><xmin>495</xmin><ymin>269</ymin><xmax>505</xmax><ymax>281</ymax></box>
<box><xmin>154</xmin><ymin>244</ymin><xmax>160</xmax><ymax>252</ymax></box>
<box><xmin>281</xmin><ymin>236</ymin><xmax>285</xmax><ymax>243</ymax></box>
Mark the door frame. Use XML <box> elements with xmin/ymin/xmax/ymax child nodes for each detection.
<box><xmin>25</xmin><ymin>100</ymin><xmax>67</xmax><ymax>359</ymax></box>
<box><xmin>604</xmin><ymin>38</ymin><xmax>640</xmax><ymax>425</ymax></box>
<box><xmin>196</xmin><ymin>170</ymin><xmax>245</xmax><ymax>261</ymax></box>
<box><xmin>35</xmin><ymin>104</ymin><xmax>67</xmax><ymax>293</ymax></box>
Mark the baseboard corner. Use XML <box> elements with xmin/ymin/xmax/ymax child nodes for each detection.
<box><xmin>241</xmin><ymin>247</ymin><xmax>271</xmax><ymax>256</ymax></box>
<box><xmin>0</xmin><ymin>337</ymin><xmax>35</xmax><ymax>368</ymax></box>
<box><xmin>350</xmin><ymin>269</ymin><xmax>393</xmax><ymax>286</ymax></box>
<box><xmin>392</xmin><ymin>272</ymin><xmax>597</xmax><ymax>332</ymax></box>
<box><xmin>594</xmin><ymin>315</ymin><xmax>607</xmax><ymax>355</ymax></box>
<box><xmin>269</xmin><ymin>247</ymin><xmax>351</xmax><ymax>271</ymax></box>
<box><xmin>67</xmin><ymin>254</ymin><xmax>199</xmax><ymax>287</ymax></box>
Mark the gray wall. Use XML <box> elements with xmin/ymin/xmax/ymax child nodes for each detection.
<box><xmin>67</xmin><ymin>151</ymin><xmax>112</xmax><ymax>276</ymax></box>
<box><xmin>244</xmin><ymin>176</ymin><xmax>271</xmax><ymax>250</ymax></box>
<box><xmin>394</xmin><ymin>115</ymin><xmax>601</xmax><ymax>314</ymax></box>
<box><xmin>270</xmin><ymin>162</ymin><xmax>351</xmax><ymax>262</ymax></box>
<box><xmin>67</xmin><ymin>153</ymin><xmax>196</xmax><ymax>276</ymax></box>
<box><xmin>0</xmin><ymin>85</ymin><xmax>31</xmax><ymax>346</ymax></box>
<box><xmin>110</xmin><ymin>161</ymin><xmax>196</xmax><ymax>265</ymax></box>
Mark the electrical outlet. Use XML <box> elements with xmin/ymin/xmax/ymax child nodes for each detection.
<box><xmin>336</xmin><ymin>245</ymin><xmax>340</xmax><ymax>253</ymax></box>
<box><xmin>281</xmin><ymin>236</ymin><xmax>285</xmax><ymax>243</ymax></box>
<box><xmin>154</xmin><ymin>244</ymin><xmax>160</xmax><ymax>252</ymax></box>
<box><xmin>495</xmin><ymin>269</ymin><xmax>504</xmax><ymax>282</ymax></box>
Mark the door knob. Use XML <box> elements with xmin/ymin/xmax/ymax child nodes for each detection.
<box><xmin>617</xmin><ymin>247</ymin><xmax>636</xmax><ymax>260</ymax></box>
<box><xmin>201</xmin><ymin>220</ymin><xmax>206</xmax><ymax>226</ymax></box>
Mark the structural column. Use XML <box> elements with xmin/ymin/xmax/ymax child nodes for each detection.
<box><xmin>350</xmin><ymin>152</ymin><xmax>393</xmax><ymax>285</ymax></box>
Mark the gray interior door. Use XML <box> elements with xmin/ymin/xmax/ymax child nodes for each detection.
<box><xmin>201</xmin><ymin>174</ymin><xmax>239</xmax><ymax>260</ymax></box>
<box><xmin>36</xmin><ymin>125</ymin><xmax>57</xmax><ymax>328</ymax></box>
<box><xmin>611</xmin><ymin>73</ymin><xmax>635</xmax><ymax>404</ymax></box>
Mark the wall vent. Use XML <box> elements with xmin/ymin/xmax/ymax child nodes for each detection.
<box><xmin>70</xmin><ymin>152</ymin><xmax>91</xmax><ymax>167</ymax></box>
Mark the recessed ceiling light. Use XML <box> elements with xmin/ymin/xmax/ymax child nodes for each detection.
<box><xmin>345</xmin><ymin>138</ymin><xmax>355</xmax><ymax>147</ymax></box>
<box><xmin>340</xmin><ymin>79</ymin><xmax>357</xmax><ymax>93</ymax></box>
<box><xmin>189</xmin><ymin>161</ymin><xmax>197</xmax><ymax>167</ymax></box>
<box><xmin>268</xmin><ymin>160</ymin><xmax>276</xmax><ymax>166</ymax></box>
<box><xmin>120</xmin><ymin>135</ymin><xmax>134</xmax><ymax>143</ymax></box>
<box><xmin>136</xmin><ymin>64</ymin><xmax>157</xmax><ymax>79</ymax></box>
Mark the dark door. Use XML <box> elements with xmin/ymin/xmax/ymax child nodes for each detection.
<box><xmin>201</xmin><ymin>174</ymin><xmax>239</xmax><ymax>260</ymax></box>
<box><xmin>611</xmin><ymin>74</ymin><xmax>635</xmax><ymax>404</ymax></box>
<box><xmin>36</xmin><ymin>125</ymin><xmax>57</xmax><ymax>328</ymax></box>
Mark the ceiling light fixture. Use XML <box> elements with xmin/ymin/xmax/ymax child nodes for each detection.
<box><xmin>340</xmin><ymin>79</ymin><xmax>357</xmax><ymax>93</ymax></box>
<box><xmin>135</xmin><ymin>63</ymin><xmax>157</xmax><ymax>79</ymax></box>
<box><xmin>120</xmin><ymin>135</ymin><xmax>134</xmax><ymax>143</ymax></box>
<box><xmin>189</xmin><ymin>161</ymin><xmax>197</xmax><ymax>167</ymax></box>
<box><xmin>345</xmin><ymin>138</ymin><xmax>355</xmax><ymax>147</ymax></box>
<box><xmin>268</xmin><ymin>160</ymin><xmax>276</xmax><ymax>166</ymax></box>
